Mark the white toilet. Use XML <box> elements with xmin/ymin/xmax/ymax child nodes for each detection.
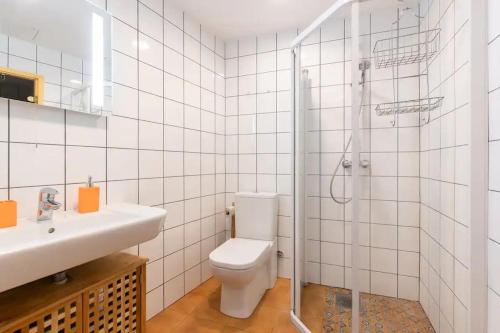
<box><xmin>209</xmin><ymin>192</ymin><xmax>278</xmax><ymax>318</ymax></box>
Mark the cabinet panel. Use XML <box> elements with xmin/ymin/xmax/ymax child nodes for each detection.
<box><xmin>3</xmin><ymin>297</ymin><xmax>82</xmax><ymax>333</ymax></box>
<box><xmin>83</xmin><ymin>267</ymin><xmax>144</xmax><ymax>333</ymax></box>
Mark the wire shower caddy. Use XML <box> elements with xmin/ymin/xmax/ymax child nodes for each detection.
<box><xmin>373</xmin><ymin>29</ymin><xmax>440</xmax><ymax>69</ymax></box>
<box><xmin>372</xmin><ymin>26</ymin><xmax>443</xmax><ymax>125</ymax></box>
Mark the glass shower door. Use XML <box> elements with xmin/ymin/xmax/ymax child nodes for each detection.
<box><xmin>291</xmin><ymin>3</ymin><xmax>362</xmax><ymax>332</ymax></box>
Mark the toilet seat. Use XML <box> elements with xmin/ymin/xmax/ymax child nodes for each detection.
<box><xmin>209</xmin><ymin>238</ymin><xmax>272</xmax><ymax>270</ymax></box>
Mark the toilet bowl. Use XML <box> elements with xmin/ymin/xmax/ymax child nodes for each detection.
<box><xmin>209</xmin><ymin>192</ymin><xmax>278</xmax><ymax>318</ymax></box>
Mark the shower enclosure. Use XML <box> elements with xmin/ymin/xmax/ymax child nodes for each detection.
<box><xmin>289</xmin><ymin>0</ymin><xmax>474</xmax><ymax>332</ymax></box>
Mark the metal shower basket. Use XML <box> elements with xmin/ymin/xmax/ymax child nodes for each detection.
<box><xmin>373</xmin><ymin>29</ymin><xmax>440</xmax><ymax>69</ymax></box>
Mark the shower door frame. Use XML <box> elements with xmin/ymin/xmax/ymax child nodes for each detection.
<box><xmin>290</xmin><ymin>0</ymin><xmax>362</xmax><ymax>332</ymax></box>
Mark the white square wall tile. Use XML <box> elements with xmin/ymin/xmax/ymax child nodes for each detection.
<box><xmin>146</xmin><ymin>260</ymin><xmax>163</xmax><ymax>293</ymax></box>
<box><xmin>371</xmin><ymin>272</ymin><xmax>397</xmax><ymax>298</ymax></box>
<box><xmin>139</xmin><ymin>3</ymin><xmax>163</xmax><ymax>41</ymax></box>
<box><xmin>185</xmin><ymin>34</ymin><xmax>201</xmax><ymax>63</ymax></box>
<box><xmin>371</xmin><ymin>248</ymin><xmax>397</xmax><ymax>274</ymax></box>
<box><xmin>185</xmin><ymin>242</ymin><xmax>201</xmax><ymax>269</ymax></box>
<box><xmin>108</xmin><ymin>0</ymin><xmax>137</xmax><ymax>27</ymax></box>
<box><xmin>139</xmin><ymin>121</ymin><xmax>163</xmax><ymax>150</ymax></box>
<box><xmin>239</xmin><ymin>37</ymin><xmax>257</xmax><ymax>56</ymax></box>
<box><xmin>107</xmin><ymin>180</ymin><xmax>138</xmax><ymax>204</ymax></box>
<box><xmin>145</xmin><ymin>286</ymin><xmax>163</xmax><ymax>320</ymax></box>
<box><xmin>142</xmin><ymin>0</ymin><xmax>163</xmax><ymax>14</ymax></box>
<box><xmin>139</xmin><ymin>178</ymin><xmax>163</xmax><ymax>206</ymax></box>
<box><xmin>164</xmin><ymin>177</ymin><xmax>184</xmax><ymax>203</ymax></box>
<box><xmin>9</xmin><ymin>101</ymin><xmax>64</xmax><ymax>144</ymax></box>
<box><xmin>66</xmin><ymin>146</ymin><xmax>106</xmax><ymax>183</ymax></box>
<box><xmin>185</xmin><ymin>264</ymin><xmax>201</xmax><ymax>293</ymax></box>
<box><xmin>139</xmin><ymin>150</ymin><xmax>163</xmax><ymax>178</ymax></box>
<box><xmin>164</xmin><ymin>201</ymin><xmax>184</xmax><ymax>229</ymax></box>
<box><xmin>239</xmin><ymin>55</ymin><xmax>257</xmax><ymax>76</ymax></box>
<box><xmin>164</xmin><ymin>21</ymin><xmax>183</xmax><ymax>53</ymax></box>
<box><xmin>185</xmin><ymin>220</ymin><xmax>201</xmax><ymax>246</ymax></box>
<box><xmin>258</xmin><ymin>34</ymin><xmax>277</xmax><ymax>53</ymax></box>
<box><xmin>107</xmin><ymin>148</ymin><xmax>138</xmax><ymax>181</ymax></box>
<box><xmin>113</xmin><ymin>84</ymin><xmax>139</xmax><ymax>119</ymax></box>
<box><xmin>9</xmin><ymin>37</ymin><xmax>36</xmax><ymax>59</ymax></box>
<box><xmin>139</xmin><ymin>91</ymin><xmax>163</xmax><ymax>123</ymax></box>
<box><xmin>164</xmin><ymin>125</ymin><xmax>184</xmax><ymax>151</ymax></box>
<box><xmin>139</xmin><ymin>63</ymin><xmax>163</xmax><ymax>96</ymax></box>
<box><xmin>398</xmin><ymin>276</ymin><xmax>419</xmax><ymax>301</ymax></box>
<box><xmin>10</xmin><ymin>143</ymin><xmax>64</xmax><ymax>187</ymax></box>
<box><xmin>139</xmin><ymin>232</ymin><xmax>163</xmax><ymax>261</ymax></box>
<box><xmin>257</xmin><ymin>52</ymin><xmax>276</xmax><ymax>73</ymax></box>
<box><xmin>164</xmin><ymin>274</ymin><xmax>184</xmax><ymax>307</ymax></box>
<box><xmin>112</xmin><ymin>18</ymin><xmax>137</xmax><ymax>58</ymax></box>
<box><xmin>164</xmin><ymin>225</ymin><xmax>184</xmax><ymax>255</ymax></box>
<box><xmin>107</xmin><ymin>116</ymin><xmax>138</xmax><ymax>149</ymax></box>
<box><xmin>164</xmin><ymin>250</ymin><xmax>184</xmax><ymax>281</ymax></box>
<box><xmin>113</xmin><ymin>51</ymin><xmax>138</xmax><ymax>88</ymax></box>
<box><xmin>277</xmin><ymin>30</ymin><xmax>297</xmax><ymax>50</ymax></box>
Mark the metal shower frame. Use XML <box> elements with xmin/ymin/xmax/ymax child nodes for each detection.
<box><xmin>290</xmin><ymin>1</ymin><xmax>489</xmax><ymax>333</ymax></box>
<box><xmin>290</xmin><ymin>0</ymin><xmax>363</xmax><ymax>332</ymax></box>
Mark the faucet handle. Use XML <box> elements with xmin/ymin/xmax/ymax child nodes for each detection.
<box><xmin>39</xmin><ymin>188</ymin><xmax>61</xmax><ymax>208</ymax></box>
<box><xmin>40</xmin><ymin>188</ymin><xmax>59</xmax><ymax>196</ymax></box>
<box><xmin>37</xmin><ymin>188</ymin><xmax>61</xmax><ymax>221</ymax></box>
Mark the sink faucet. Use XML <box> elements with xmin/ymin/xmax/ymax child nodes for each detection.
<box><xmin>37</xmin><ymin>188</ymin><xmax>61</xmax><ymax>221</ymax></box>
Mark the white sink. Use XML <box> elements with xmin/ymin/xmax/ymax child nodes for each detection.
<box><xmin>0</xmin><ymin>203</ymin><xmax>166</xmax><ymax>293</ymax></box>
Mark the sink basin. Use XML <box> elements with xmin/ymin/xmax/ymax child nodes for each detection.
<box><xmin>0</xmin><ymin>203</ymin><xmax>166</xmax><ymax>293</ymax></box>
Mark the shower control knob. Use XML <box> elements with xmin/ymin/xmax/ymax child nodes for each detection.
<box><xmin>360</xmin><ymin>159</ymin><xmax>370</xmax><ymax>168</ymax></box>
<box><xmin>341</xmin><ymin>160</ymin><xmax>352</xmax><ymax>168</ymax></box>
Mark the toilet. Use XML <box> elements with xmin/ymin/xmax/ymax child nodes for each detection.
<box><xmin>209</xmin><ymin>192</ymin><xmax>278</xmax><ymax>318</ymax></box>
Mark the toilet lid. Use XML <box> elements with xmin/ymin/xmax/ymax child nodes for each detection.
<box><xmin>209</xmin><ymin>238</ymin><xmax>272</xmax><ymax>270</ymax></box>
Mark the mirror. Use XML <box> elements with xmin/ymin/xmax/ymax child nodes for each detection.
<box><xmin>0</xmin><ymin>0</ymin><xmax>112</xmax><ymax>116</ymax></box>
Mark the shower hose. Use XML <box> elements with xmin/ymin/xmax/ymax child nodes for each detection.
<box><xmin>329</xmin><ymin>78</ymin><xmax>368</xmax><ymax>204</ymax></box>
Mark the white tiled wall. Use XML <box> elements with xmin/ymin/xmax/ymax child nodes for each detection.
<box><xmin>224</xmin><ymin>32</ymin><xmax>295</xmax><ymax>278</ymax></box>
<box><xmin>0</xmin><ymin>0</ymin><xmax>226</xmax><ymax>320</ymax></box>
<box><xmin>488</xmin><ymin>0</ymin><xmax>500</xmax><ymax>331</ymax></box>
<box><xmin>224</xmin><ymin>9</ymin><xmax>421</xmax><ymax>298</ymax></box>
<box><xmin>418</xmin><ymin>0</ymin><xmax>471</xmax><ymax>332</ymax></box>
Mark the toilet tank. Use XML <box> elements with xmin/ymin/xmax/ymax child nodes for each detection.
<box><xmin>235</xmin><ymin>192</ymin><xmax>278</xmax><ymax>241</ymax></box>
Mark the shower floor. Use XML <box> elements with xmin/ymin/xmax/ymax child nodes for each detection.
<box><xmin>300</xmin><ymin>283</ymin><xmax>435</xmax><ymax>333</ymax></box>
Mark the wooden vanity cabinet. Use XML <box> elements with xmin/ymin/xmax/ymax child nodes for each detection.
<box><xmin>0</xmin><ymin>253</ymin><xmax>147</xmax><ymax>333</ymax></box>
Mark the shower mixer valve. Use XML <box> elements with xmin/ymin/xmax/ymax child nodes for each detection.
<box><xmin>341</xmin><ymin>159</ymin><xmax>370</xmax><ymax>169</ymax></box>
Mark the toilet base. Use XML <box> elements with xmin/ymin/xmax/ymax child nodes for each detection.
<box><xmin>220</xmin><ymin>264</ymin><xmax>268</xmax><ymax>318</ymax></box>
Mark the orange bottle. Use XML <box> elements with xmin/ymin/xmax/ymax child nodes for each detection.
<box><xmin>0</xmin><ymin>200</ymin><xmax>17</xmax><ymax>228</ymax></box>
<box><xmin>78</xmin><ymin>176</ymin><xmax>100</xmax><ymax>214</ymax></box>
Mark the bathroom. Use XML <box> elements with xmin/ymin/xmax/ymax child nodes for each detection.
<box><xmin>0</xmin><ymin>0</ymin><xmax>497</xmax><ymax>332</ymax></box>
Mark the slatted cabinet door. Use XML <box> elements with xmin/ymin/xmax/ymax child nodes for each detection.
<box><xmin>0</xmin><ymin>254</ymin><xmax>147</xmax><ymax>333</ymax></box>
<box><xmin>82</xmin><ymin>267</ymin><xmax>145</xmax><ymax>333</ymax></box>
<box><xmin>3</xmin><ymin>297</ymin><xmax>82</xmax><ymax>333</ymax></box>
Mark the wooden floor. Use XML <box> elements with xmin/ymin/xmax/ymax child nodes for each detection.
<box><xmin>147</xmin><ymin>278</ymin><xmax>435</xmax><ymax>333</ymax></box>
<box><xmin>146</xmin><ymin>278</ymin><xmax>296</xmax><ymax>333</ymax></box>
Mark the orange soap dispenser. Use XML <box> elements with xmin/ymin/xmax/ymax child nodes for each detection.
<box><xmin>78</xmin><ymin>176</ymin><xmax>100</xmax><ymax>213</ymax></box>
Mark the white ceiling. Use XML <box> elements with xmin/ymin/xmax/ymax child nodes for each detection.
<box><xmin>167</xmin><ymin>0</ymin><xmax>421</xmax><ymax>40</ymax></box>
<box><xmin>167</xmin><ymin>0</ymin><xmax>335</xmax><ymax>40</ymax></box>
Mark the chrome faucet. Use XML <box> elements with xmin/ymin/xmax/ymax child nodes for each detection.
<box><xmin>37</xmin><ymin>188</ymin><xmax>61</xmax><ymax>221</ymax></box>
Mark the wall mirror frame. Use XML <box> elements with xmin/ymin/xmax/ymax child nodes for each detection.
<box><xmin>0</xmin><ymin>0</ymin><xmax>113</xmax><ymax>116</ymax></box>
